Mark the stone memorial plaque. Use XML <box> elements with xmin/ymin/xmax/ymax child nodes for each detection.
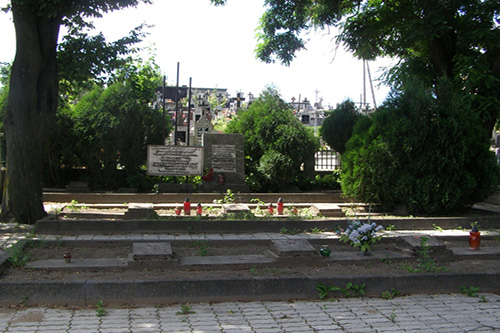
<box><xmin>132</xmin><ymin>242</ymin><xmax>173</xmax><ymax>260</ymax></box>
<box><xmin>147</xmin><ymin>145</ymin><xmax>203</xmax><ymax>176</ymax></box>
<box><xmin>271</xmin><ymin>239</ymin><xmax>316</xmax><ymax>257</ymax></box>
<box><xmin>212</xmin><ymin>144</ymin><xmax>236</xmax><ymax>173</ymax></box>
<box><xmin>200</xmin><ymin>133</ymin><xmax>248</xmax><ymax>192</ymax></box>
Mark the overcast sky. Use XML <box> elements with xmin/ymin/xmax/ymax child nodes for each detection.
<box><xmin>0</xmin><ymin>0</ymin><xmax>394</xmax><ymax>108</ymax></box>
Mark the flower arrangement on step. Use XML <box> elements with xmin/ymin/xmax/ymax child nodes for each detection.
<box><xmin>340</xmin><ymin>219</ymin><xmax>384</xmax><ymax>254</ymax></box>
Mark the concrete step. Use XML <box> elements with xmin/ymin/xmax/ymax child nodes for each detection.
<box><xmin>180</xmin><ymin>254</ymin><xmax>274</xmax><ymax>267</ymax></box>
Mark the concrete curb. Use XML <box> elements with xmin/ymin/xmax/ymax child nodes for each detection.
<box><xmin>0</xmin><ymin>272</ymin><xmax>498</xmax><ymax>306</ymax></box>
<box><xmin>43</xmin><ymin>192</ymin><xmax>345</xmax><ymax>204</ymax></box>
<box><xmin>35</xmin><ymin>216</ymin><xmax>500</xmax><ymax>234</ymax></box>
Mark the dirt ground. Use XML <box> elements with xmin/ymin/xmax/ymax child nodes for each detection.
<box><xmin>2</xmin><ymin>240</ymin><xmax>499</xmax><ymax>282</ymax></box>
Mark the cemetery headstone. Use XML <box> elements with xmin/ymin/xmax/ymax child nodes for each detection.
<box><xmin>301</xmin><ymin>114</ymin><xmax>310</xmax><ymax>124</ymax></box>
<box><xmin>200</xmin><ymin>133</ymin><xmax>249</xmax><ymax>193</ymax></box>
<box><xmin>193</xmin><ymin>115</ymin><xmax>213</xmax><ymax>146</ymax></box>
<box><xmin>175</xmin><ymin>126</ymin><xmax>187</xmax><ymax>145</ymax></box>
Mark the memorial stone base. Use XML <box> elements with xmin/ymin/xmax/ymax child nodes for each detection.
<box><xmin>156</xmin><ymin>183</ymin><xmax>194</xmax><ymax>193</ymax></box>
<box><xmin>198</xmin><ymin>181</ymin><xmax>249</xmax><ymax>193</ymax></box>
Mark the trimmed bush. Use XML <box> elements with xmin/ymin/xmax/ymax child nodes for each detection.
<box><xmin>342</xmin><ymin>79</ymin><xmax>500</xmax><ymax>214</ymax></box>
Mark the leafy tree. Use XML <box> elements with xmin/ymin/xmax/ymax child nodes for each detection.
<box><xmin>58</xmin><ymin>23</ymin><xmax>151</xmax><ymax>99</ymax></box>
<box><xmin>210</xmin><ymin>0</ymin><xmax>500</xmax><ymax>210</ymax></box>
<box><xmin>1</xmin><ymin>0</ymin><xmax>150</xmax><ymax>223</ymax></box>
<box><xmin>226</xmin><ymin>87</ymin><xmax>319</xmax><ymax>191</ymax></box>
<box><xmin>320</xmin><ymin>99</ymin><xmax>364</xmax><ymax>155</ymax></box>
<box><xmin>44</xmin><ymin>101</ymin><xmax>80</xmax><ymax>187</ymax></box>
<box><xmin>46</xmin><ymin>59</ymin><xmax>166</xmax><ymax>189</ymax></box>
<box><xmin>342</xmin><ymin>79</ymin><xmax>500</xmax><ymax>214</ymax></box>
<box><xmin>238</xmin><ymin>0</ymin><xmax>500</xmax><ymax>133</ymax></box>
<box><xmin>207</xmin><ymin>89</ymin><xmax>228</xmax><ymax>112</ymax></box>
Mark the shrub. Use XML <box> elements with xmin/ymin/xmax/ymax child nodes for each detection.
<box><xmin>226</xmin><ymin>87</ymin><xmax>319</xmax><ymax>191</ymax></box>
<box><xmin>342</xmin><ymin>79</ymin><xmax>500</xmax><ymax>215</ymax></box>
<box><xmin>320</xmin><ymin>99</ymin><xmax>365</xmax><ymax>154</ymax></box>
<box><xmin>295</xmin><ymin>171</ymin><xmax>341</xmax><ymax>191</ymax></box>
<box><xmin>44</xmin><ymin>59</ymin><xmax>168</xmax><ymax>190</ymax></box>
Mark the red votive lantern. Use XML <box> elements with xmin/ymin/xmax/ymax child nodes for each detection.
<box><xmin>184</xmin><ymin>197</ymin><xmax>191</xmax><ymax>215</ymax></box>
<box><xmin>469</xmin><ymin>224</ymin><xmax>480</xmax><ymax>250</ymax></box>
<box><xmin>196</xmin><ymin>203</ymin><xmax>203</xmax><ymax>216</ymax></box>
<box><xmin>63</xmin><ymin>251</ymin><xmax>72</xmax><ymax>264</ymax></box>
<box><xmin>277</xmin><ymin>197</ymin><xmax>284</xmax><ymax>215</ymax></box>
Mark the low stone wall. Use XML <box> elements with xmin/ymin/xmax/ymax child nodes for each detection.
<box><xmin>43</xmin><ymin>191</ymin><xmax>345</xmax><ymax>204</ymax></box>
<box><xmin>35</xmin><ymin>216</ymin><xmax>500</xmax><ymax>234</ymax></box>
<box><xmin>0</xmin><ymin>273</ymin><xmax>499</xmax><ymax>306</ymax></box>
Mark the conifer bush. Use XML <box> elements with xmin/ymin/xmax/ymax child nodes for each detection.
<box><xmin>342</xmin><ymin>80</ymin><xmax>500</xmax><ymax>215</ymax></box>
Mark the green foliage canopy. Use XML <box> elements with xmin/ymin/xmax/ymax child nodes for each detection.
<box><xmin>58</xmin><ymin>23</ymin><xmax>150</xmax><ymax>98</ymax></box>
<box><xmin>320</xmin><ymin>99</ymin><xmax>364</xmax><ymax>155</ymax></box>
<box><xmin>342</xmin><ymin>79</ymin><xmax>500</xmax><ymax>214</ymax></box>
<box><xmin>210</xmin><ymin>0</ymin><xmax>500</xmax><ymax>212</ymax></box>
<box><xmin>219</xmin><ymin>0</ymin><xmax>500</xmax><ymax>132</ymax></box>
<box><xmin>226</xmin><ymin>87</ymin><xmax>319</xmax><ymax>191</ymax></box>
<box><xmin>46</xmin><ymin>59</ymin><xmax>167</xmax><ymax>189</ymax></box>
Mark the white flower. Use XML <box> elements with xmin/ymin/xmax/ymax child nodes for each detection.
<box><xmin>342</xmin><ymin>219</ymin><xmax>384</xmax><ymax>250</ymax></box>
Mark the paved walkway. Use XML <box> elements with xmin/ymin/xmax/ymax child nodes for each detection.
<box><xmin>0</xmin><ymin>294</ymin><xmax>499</xmax><ymax>332</ymax></box>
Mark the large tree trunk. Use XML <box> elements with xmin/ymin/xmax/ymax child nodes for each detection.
<box><xmin>2</xmin><ymin>3</ymin><xmax>61</xmax><ymax>224</ymax></box>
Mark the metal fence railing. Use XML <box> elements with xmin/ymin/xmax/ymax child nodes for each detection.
<box><xmin>315</xmin><ymin>148</ymin><xmax>340</xmax><ymax>171</ymax></box>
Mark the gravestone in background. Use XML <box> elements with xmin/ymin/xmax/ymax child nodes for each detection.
<box><xmin>193</xmin><ymin>115</ymin><xmax>213</xmax><ymax>146</ymax></box>
<box><xmin>175</xmin><ymin>126</ymin><xmax>187</xmax><ymax>145</ymax></box>
<box><xmin>301</xmin><ymin>114</ymin><xmax>310</xmax><ymax>124</ymax></box>
<box><xmin>200</xmin><ymin>133</ymin><xmax>249</xmax><ymax>193</ymax></box>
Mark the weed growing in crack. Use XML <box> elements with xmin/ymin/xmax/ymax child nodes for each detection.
<box><xmin>432</xmin><ymin>224</ymin><xmax>443</xmax><ymax>231</ymax></box>
<box><xmin>176</xmin><ymin>305</ymin><xmax>195</xmax><ymax>315</ymax></box>
<box><xmin>460</xmin><ymin>286</ymin><xmax>479</xmax><ymax>297</ymax></box>
<box><xmin>479</xmin><ymin>295</ymin><xmax>489</xmax><ymax>303</ymax></box>
<box><xmin>388</xmin><ymin>309</ymin><xmax>397</xmax><ymax>323</ymax></box>
<box><xmin>189</xmin><ymin>241</ymin><xmax>211</xmax><ymax>256</ymax></box>
<box><xmin>280</xmin><ymin>227</ymin><xmax>301</xmax><ymax>235</ymax></box>
<box><xmin>18</xmin><ymin>295</ymin><xmax>29</xmax><ymax>307</ymax></box>
<box><xmin>380</xmin><ymin>255</ymin><xmax>392</xmax><ymax>264</ymax></box>
<box><xmin>309</xmin><ymin>227</ymin><xmax>326</xmax><ymax>234</ymax></box>
<box><xmin>6</xmin><ymin>239</ymin><xmax>45</xmax><ymax>268</ymax></box>
<box><xmin>95</xmin><ymin>300</ymin><xmax>107</xmax><ymax>317</ymax></box>
<box><xmin>403</xmin><ymin>236</ymin><xmax>448</xmax><ymax>273</ymax></box>
<box><xmin>6</xmin><ymin>242</ymin><xmax>31</xmax><ymax>268</ymax></box>
<box><xmin>213</xmin><ymin>189</ymin><xmax>235</xmax><ymax>204</ymax></box>
<box><xmin>381</xmin><ymin>288</ymin><xmax>400</xmax><ymax>300</ymax></box>
<box><xmin>315</xmin><ymin>282</ymin><xmax>365</xmax><ymax>299</ymax></box>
